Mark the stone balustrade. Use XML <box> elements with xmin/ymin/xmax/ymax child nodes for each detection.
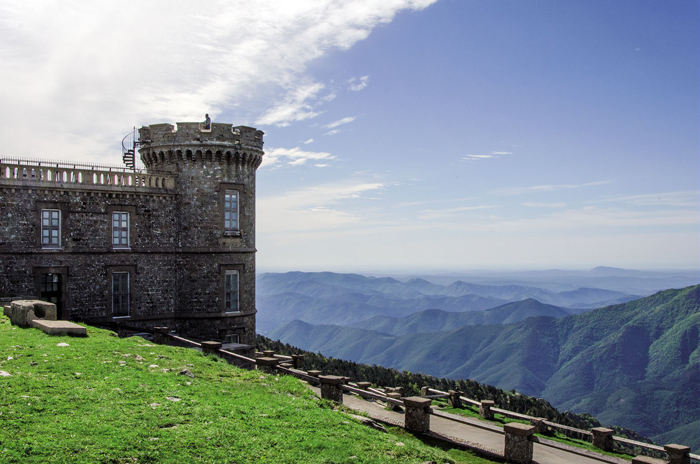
<box><xmin>0</xmin><ymin>159</ymin><xmax>174</xmax><ymax>191</ymax></box>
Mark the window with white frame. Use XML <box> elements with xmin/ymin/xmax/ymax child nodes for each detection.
<box><xmin>112</xmin><ymin>272</ymin><xmax>130</xmax><ymax>317</ymax></box>
<box><xmin>112</xmin><ymin>212</ymin><xmax>129</xmax><ymax>248</ymax></box>
<box><xmin>41</xmin><ymin>209</ymin><xmax>61</xmax><ymax>248</ymax></box>
<box><xmin>224</xmin><ymin>270</ymin><xmax>239</xmax><ymax>312</ymax></box>
<box><xmin>224</xmin><ymin>190</ymin><xmax>239</xmax><ymax>233</ymax></box>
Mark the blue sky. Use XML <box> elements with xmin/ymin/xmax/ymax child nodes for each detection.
<box><xmin>1</xmin><ymin>1</ymin><xmax>697</xmax><ymax>271</ymax></box>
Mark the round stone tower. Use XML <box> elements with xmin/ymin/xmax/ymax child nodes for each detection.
<box><xmin>136</xmin><ymin>121</ymin><xmax>264</xmax><ymax>345</ymax></box>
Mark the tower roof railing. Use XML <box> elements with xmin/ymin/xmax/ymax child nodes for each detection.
<box><xmin>0</xmin><ymin>156</ymin><xmax>146</xmax><ymax>173</ymax></box>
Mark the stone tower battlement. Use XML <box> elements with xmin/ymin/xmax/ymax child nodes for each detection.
<box><xmin>138</xmin><ymin>122</ymin><xmax>264</xmax><ymax>172</ymax></box>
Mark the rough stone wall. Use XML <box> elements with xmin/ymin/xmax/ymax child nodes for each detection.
<box><xmin>0</xmin><ymin>121</ymin><xmax>263</xmax><ymax>344</ymax></box>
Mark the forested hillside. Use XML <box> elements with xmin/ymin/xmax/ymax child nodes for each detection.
<box><xmin>270</xmin><ymin>285</ymin><xmax>700</xmax><ymax>451</ymax></box>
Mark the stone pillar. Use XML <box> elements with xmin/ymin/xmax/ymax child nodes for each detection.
<box><xmin>403</xmin><ymin>397</ymin><xmax>432</xmax><ymax>433</ymax></box>
<box><xmin>356</xmin><ymin>381</ymin><xmax>371</xmax><ymax>390</ymax></box>
<box><xmin>319</xmin><ymin>375</ymin><xmax>345</xmax><ymax>404</ymax></box>
<box><xmin>291</xmin><ymin>354</ymin><xmax>304</xmax><ymax>369</ymax></box>
<box><xmin>256</xmin><ymin>357</ymin><xmax>280</xmax><ymax>374</ymax></box>
<box><xmin>153</xmin><ymin>327</ymin><xmax>170</xmax><ymax>345</ymax></box>
<box><xmin>529</xmin><ymin>418</ymin><xmax>548</xmax><ymax>434</ymax></box>
<box><xmin>448</xmin><ymin>390</ymin><xmax>462</xmax><ymax>408</ymax></box>
<box><xmin>504</xmin><ymin>423</ymin><xmax>535</xmax><ymax>464</ymax></box>
<box><xmin>201</xmin><ymin>341</ymin><xmax>222</xmax><ymax>356</ymax></box>
<box><xmin>664</xmin><ymin>444</ymin><xmax>691</xmax><ymax>464</ymax></box>
<box><xmin>420</xmin><ymin>386</ymin><xmax>429</xmax><ymax>397</ymax></box>
<box><xmin>479</xmin><ymin>400</ymin><xmax>495</xmax><ymax>420</ymax></box>
<box><xmin>263</xmin><ymin>350</ymin><xmax>275</xmax><ymax>357</ymax></box>
<box><xmin>591</xmin><ymin>427</ymin><xmax>615</xmax><ymax>452</ymax></box>
<box><xmin>307</xmin><ymin>370</ymin><xmax>321</xmax><ymax>378</ymax></box>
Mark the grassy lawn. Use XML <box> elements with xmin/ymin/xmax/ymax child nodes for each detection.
<box><xmin>0</xmin><ymin>308</ymin><xmax>499</xmax><ymax>464</ymax></box>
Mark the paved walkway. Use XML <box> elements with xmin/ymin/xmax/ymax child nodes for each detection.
<box><xmin>309</xmin><ymin>386</ymin><xmax>629</xmax><ymax>464</ymax></box>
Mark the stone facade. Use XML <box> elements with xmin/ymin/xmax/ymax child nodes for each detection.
<box><xmin>0</xmin><ymin>122</ymin><xmax>263</xmax><ymax>345</ymax></box>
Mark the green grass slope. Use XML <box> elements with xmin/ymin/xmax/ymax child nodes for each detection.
<box><xmin>0</xmin><ymin>309</ymin><xmax>491</xmax><ymax>464</ymax></box>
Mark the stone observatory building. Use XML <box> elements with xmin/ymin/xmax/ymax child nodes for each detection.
<box><xmin>0</xmin><ymin>121</ymin><xmax>264</xmax><ymax>348</ymax></box>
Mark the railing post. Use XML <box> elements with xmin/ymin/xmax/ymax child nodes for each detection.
<box><xmin>664</xmin><ymin>444</ymin><xmax>691</xmax><ymax>464</ymax></box>
<box><xmin>420</xmin><ymin>386</ymin><xmax>429</xmax><ymax>397</ymax></box>
<box><xmin>403</xmin><ymin>397</ymin><xmax>432</xmax><ymax>433</ymax></box>
<box><xmin>262</xmin><ymin>350</ymin><xmax>276</xmax><ymax>357</ymax></box>
<box><xmin>291</xmin><ymin>354</ymin><xmax>304</xmax><ymax>369</ymax></box>
<box><xmin>319</xmin><ymin>375</ymin><xmax>345</xmax><ymax>404</ymax></box>
<box><xmin>479</xmin><ymin>400</ymin><xmax>495</xmax><ymax>420</ymax></box>
<box><xmin>256</xmin><ymin>356</ymin><xmax>280</xmax><ymax>374</ymax></box>
<box><xmin>529</xmin><ymin>417</ymin><xmax>548</xmax><ymax>434</ymax></box>
<box><xmin>504</xmin><ymin>423</ymin><xmax>535</xmax><ymax>464</ymax></box>
<box><xmin>448</xmin><ymin>389</ymin><xmax>462</xmax><ymax>408</ymax></box>
<box><xmin>356</xmin><ymin>382</ymin><xmax>371</xmax><ymax>390</ymax></box>
<box><xmin>201</xmin><ymin>341</ymin><xmax>222</xmax><ymax>356</ymax></box>
<box><xmin>591</xmin><ymin>427</ymin><xmax>615</xmax><ymax>452</ymax></box>
<box><xmin>153</xmin><ymin>327</ymin><xmax>170</xmax><ymax>345</ymax></box>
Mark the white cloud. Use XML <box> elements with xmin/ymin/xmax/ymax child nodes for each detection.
<box><xmin>256</xmin><ymin>82</ymin><xmax>324</xmax><ymax>127</ymax></box>
<box><xmin>324</xmin><ymin>116</ymin><xmax>356</xmax><ymax>129</ymax></box>
<box><xmin>262</xmin><ymin>146</ymin><xmax>336</xmax><ymax>168</ymax></box>
<box><xmin>418</xmin><ymin>205</ymin><xmax>495</xmax><ymax>220</ymax></box>
<box><xmin>348</xmin><ymin>75</ymin><xmax>370</xmax><ymax>91</ymax></box>
<box><xmin>258</xmin><ymin>181</ymin><xmax>385</xmax><ymax>231</ymax></box>
<box><xmin>302</xmin><ymin>138</ymin><xmax>314</xmax><ymax>144</ymax></box>
<box><xmin>314</xmin><ymin>164</ymin><xmax>331</xmax><ymax>168</ymax></box>
<box><xmin>0</xmin><ymin>0</ymin><xmax>437</xmax><ymax>163</ymax></box>
<box><xmin>325</xmin><ymin>129</ymin><xmax>342</xmax><ymax>136</ymax></box>
<box><xmin>491</xmin><ymin>181</ymin><xmax>610</xmax><ymax>196</ymax></box>
<box><xmin>523</xmin><ymin>202</ymin><xmax>566</xmax><ymax>208</ymax></box>
<box><xmin>461</xmin><ymin>151</ymin><xmax>513</xmax><ymax>161</ymax></box>
<box><xmin>591</xmin><ymin>190</ymin><xmax>699</xmax><ymax>208</ymax></box>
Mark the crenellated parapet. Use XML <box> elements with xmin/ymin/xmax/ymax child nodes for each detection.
<box><xmin>138</xmin><ymin>122</ymin><xmax>264</xmax><ymax>172</ymax></box>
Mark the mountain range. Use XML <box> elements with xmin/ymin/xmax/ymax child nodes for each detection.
<box><xmin>256</xmin><ymin>270</ymin><xmax>645</xmax><ymax>333</ymax></box>
<box><xmin>270</xmin><ymin>285</ymin><xmax>700</xmax><ymax>451</ymax></box>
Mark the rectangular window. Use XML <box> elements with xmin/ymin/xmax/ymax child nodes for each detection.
<box><xmin>224</xmin><ymin>190</ymin><xmax>239</xmax><ymax>233</ymax></box>
<box><xmin>41</xmin><ymin>209</ymin><xmax>61</xmax><ymax>248</ymax></box>
<box><xmin>224</xmin><ymin>270</ymin><xmax>239</xmax><ymax>312</ymax></box>
<box><xmin>224</xmin><ymin>333</ymin><xmax>240</xmax><ymax>344</ymax></box>
<box><xmin>112</xmin><ymin>272</ymin><xmax>130</xmax><ymax>317</ymax></box>
<box><xmin>112</xmin><ymin>212</ymin><xmax>129</xmax><ymax>248</ymax></box>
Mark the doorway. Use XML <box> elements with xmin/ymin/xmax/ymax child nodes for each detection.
<box><xmin>40</xmin><ymin>273</ymin><xmax>63</xmax><ymax>319</ymax></box>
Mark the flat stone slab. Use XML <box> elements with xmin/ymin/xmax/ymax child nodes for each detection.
<box><xmin>31</xmin><ymin>320</ymin><xmax>87</xmax><ymax>337</ymax></box>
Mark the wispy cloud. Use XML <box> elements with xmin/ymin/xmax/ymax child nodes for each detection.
<box><xmin>325</xmin><ymin>129</ymin><xmax>341</xmax><ymax>136</ymax></box>
<box><xmin>257</xmin><ymin>82</ymin><xmax>324</xmax><ymax>127</ymax></box>
<box><xmin>523</xmin><ymin>202</ymin><xmax>566</xmax><ymax>208</ymax></box>
<box><xmin>491</xmin><ymin>181</ymin><xmax>610</xmax><ymax>195</ymax></box>
<box><xmin>348</xmin><ymin>75</ymin><xmax>369</xmax><ymax>91</ymax></box>
<box><xmin>258</xmin><ymin>181</ymin><xmax>385</xmax><ymax>231</ymax></box>
<box><xmin>262</xmin><ymin>147</ymin><xmax>336</xmax><ymax>168</ymax></box>
<box><xmin>590</xmin><ymin>190</ymin><xmax>699</xmax><ymax>208</ymax></box>
<box><xmin>418</xmin><ymin>205</ymin><xmax>495</xmax><ymax>220</ymax></box>
<box><xmin>324</xmin><ymin>116</ymin><xmax>356</xmax><ymax>129</ymax></box>
<box><xmin>302</xmin><ymin>138</ymin><xmax>314</xmax><ymax>144</ymax></box>
<box><xmin>462</xmin><ymin>151</ymin><xmax>513</xmax><ymax>161</ymax></box>
<box><xmin>0</xmin><ymin>0</ymin><xmax>437</xmax><ymax>162</ymax></box>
